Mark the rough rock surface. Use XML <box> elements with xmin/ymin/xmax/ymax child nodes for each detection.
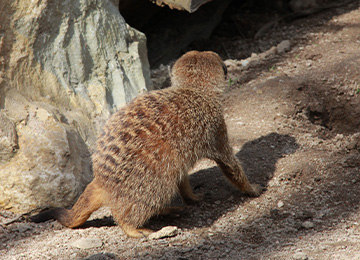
<box><xmin>0</xmin><ymin>0</ymin><xmax>152</xmax><ymax>213</ymax></box>
<box><xmin>0</xmin><ymin>91</ymin><xmax>93</xmax><ymax>212</ymax></box>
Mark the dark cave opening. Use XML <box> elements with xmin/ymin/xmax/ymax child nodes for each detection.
<box><xmin>119</xmin><ymin>0</ymin><xmax>294</xmax><ymax>67</ymax></box>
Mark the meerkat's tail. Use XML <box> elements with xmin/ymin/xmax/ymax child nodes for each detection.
<box><xmin>31</xmin><ymin>180</ymin><xmax>105</xmax><ymax>228</ymax></box>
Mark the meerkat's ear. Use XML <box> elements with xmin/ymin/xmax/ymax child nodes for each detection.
<box><xmin>222</xmin><ymin>62</ymin><xmax>228</xmax><ymax>77</ymax></box>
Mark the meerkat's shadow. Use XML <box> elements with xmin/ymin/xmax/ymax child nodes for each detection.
<box><xmin>237</xmin><ymin>133</ymin><xmax>298</xmax><ymax>185</ymax></box>
<box><xmin>148</xmin><ymin>133</ymin><xmax>298</xmax><ymax>230</ymax></box>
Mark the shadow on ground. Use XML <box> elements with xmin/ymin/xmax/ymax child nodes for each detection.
<box><xmin>146</xmin><ymin>133</ymin><xmax>298</xmax><ymax>231</ymax></box>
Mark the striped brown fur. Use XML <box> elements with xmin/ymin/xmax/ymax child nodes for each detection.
<box><xmin>31</xmin><ymin>51</ymin><xmax>261</xmax><ymax>238</ymax></box>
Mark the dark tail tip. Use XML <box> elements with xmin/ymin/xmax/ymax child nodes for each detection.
<box><xmin>30</xmin><ymin>208</ymin><xmax>58</xmax><ymax>223</ymax></box>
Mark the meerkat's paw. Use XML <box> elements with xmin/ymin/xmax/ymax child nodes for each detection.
<box><xmin>121</xmin><ymin>223</ymin><xmax>154</xmax><ymax>238</ymax></box>
<box><xmin>183</xmin><ymin>193</ymin><xmax>204</xmax><ymax>204</ymax></box>
<box><xmin>159</xmin><ymin>206</ymin><xmax>185</xmax><ymax>215</ymax></box>
<box><xmin>191</xmin><ymin>193</ymin><xmax>205</xmax><ymax>201</ymax></box>
<box><xmin>247</xmin><ymin>183</ymin><xmax>263</xmax><ymax>197</ymax></box>
<box><xmin>126</xmin><ymin>227</ymin><xmax>154</xmax><ymax>238</ymax></box>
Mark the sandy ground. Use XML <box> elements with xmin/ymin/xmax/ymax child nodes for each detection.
<box><xmin>1</xmin><ymin>1</ymin><xmax>360</xmax><ymax>259</ymax></box>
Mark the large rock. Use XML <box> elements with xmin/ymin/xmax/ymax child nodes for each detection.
<box><xmin>0</xmin><ymin>0</ymin><xmax>152</xmax><ymax>213</ymax></box>
<box><xmin>153</xmin><ymin>0</ymin><xmax>213</xmax><ymax>13</ymax></box>
<box><xmin>0</xmin><ymin>91</ymin><xmax>93</xmax><ymax>212</ymax></box>
<box><xmin>0</xmin><ymin>112</ymin><xmax>18</xmax><ymax>165</ymax></box>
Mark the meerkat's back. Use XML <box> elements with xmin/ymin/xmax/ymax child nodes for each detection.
<box><xmin>93</xmin><ymin>86</ymin><xmax>223</xmax><ymax>223</ymax></box>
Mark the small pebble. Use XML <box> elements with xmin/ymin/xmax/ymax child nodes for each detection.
<box><xmin>277</xmin><ymin>40</ymin><xmax>291</xmax><ymax>53</ymax></box>
<box><xmin>241</xmin><ymin>60</ymin><xmax>249</xmax><ymax>67</ymax></box>
<box><xmin>149</xmin><ymin>226</ymin><xmax>179</xmax><ymax>240</ymax></box>
<box><xmin>71</xmin><ymin>237</ymin><xmax>102</xmax><ymax>249</ymax></box>
<box><xmin>302</xmin><ymin>221</ymin><xmax>314</xmax><ymax>229</ymax></box>
<box><xmin>277</xmin><ymin>201</ymin><xmax>284</xmax><ymax>208</ymax></box>
<box><xmin>293</xmin><ymin>251</ymin><xmax>308</xmax><ymax>260</ymax></box>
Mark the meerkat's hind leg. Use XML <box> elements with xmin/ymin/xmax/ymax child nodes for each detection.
<box><xmin>178</xmin><ymin>174</ymin><xmax>204</xmax><ymax>204</ymax></box>
<box><xmin>110</xmin><ymin>207</ymin><xmax>154</xmax><ymax>238</ymax></box>
<box><xmin>113</xmin><ymin>214</ymin><xmax>153</xmax><ymax>238</ymax></box>
<box><xmin>120</xmin><ymin>222</ymin><xmax>154</xmax><ymax>238</ymax></box>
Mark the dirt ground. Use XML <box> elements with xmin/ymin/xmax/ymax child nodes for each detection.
<box><xmin>1</xmin><ymin>1</ymin><xmax>360</xmax><ymax>260</ymax></box>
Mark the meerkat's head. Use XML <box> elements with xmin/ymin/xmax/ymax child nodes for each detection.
<box><xmin>171</xmin><ymin>51</ymin><xmax>227</xmax><ymax>92</ymax></box>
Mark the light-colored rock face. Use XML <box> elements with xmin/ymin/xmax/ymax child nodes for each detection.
<box><xmin>0</xmin><ymin>0</ymin><xmax>152</xmax><ymax>213</ymax></box>
<box><xmin>0</xmin><ymin>112</ymin><xmax>18</xmax><ymax>165</ymax></box>
<box><xmin>10</xmin><ymin>0</ymin><xmax>152</xmax><ymax>124</ymax></box>
<box><xmin>0</xmin><ymin>91</ymin><xmax>93</xmax><ymax>212</ymax></box>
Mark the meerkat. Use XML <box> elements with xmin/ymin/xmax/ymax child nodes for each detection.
<box><xmin>31</xmin><ymin>51</ymin><xmax>261</xmax><ymax>238</ymax></box>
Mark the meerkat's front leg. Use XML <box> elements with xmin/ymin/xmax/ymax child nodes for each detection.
<box><xmin>216</xmin><ymin>155</ymin><xmax>262</xmax><ymax>197</ymax></box>
<box><xmin>210</xmin><ymin>119</ymin><xmax>262</xmax><ymax>197</ymax></box>
<box><xmin>178</xmin><ymin>174</ymin><xmax>204</xmax><ymax>204</ymax></box>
